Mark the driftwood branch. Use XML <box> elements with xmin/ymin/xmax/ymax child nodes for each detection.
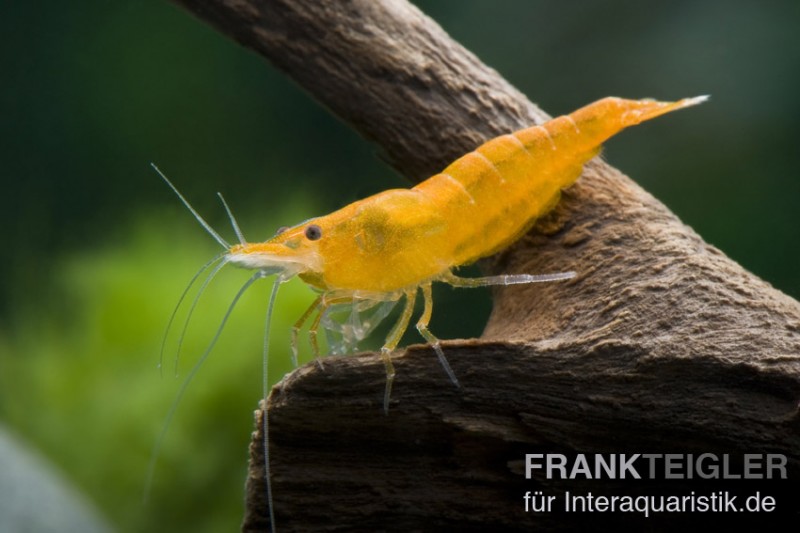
<box><xmin>170</xmin><ymin>0</ymin><xmax>800</xmax><ymax>530</ymax></box>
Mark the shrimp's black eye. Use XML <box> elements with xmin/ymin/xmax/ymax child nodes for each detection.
<box><xmin>304</xmin><ymin>224</ymin><xmax>322</xmax><ymax>241</ymax></box>
<box><xmin>275</xmin><ymin>226</ymin><xmax>289</xmax><ymax>236</ymax></box>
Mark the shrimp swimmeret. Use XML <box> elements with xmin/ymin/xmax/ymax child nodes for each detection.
<box><xmin>151</xmin><ymin>95</ymin><xmax>706</xmax><ymax>525</ymax></box>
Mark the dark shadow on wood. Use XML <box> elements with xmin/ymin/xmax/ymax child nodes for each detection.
<box><xmin>167</xmin><ymin>0</ymin><xmax>800</xmax><ymax>530</ymax></box>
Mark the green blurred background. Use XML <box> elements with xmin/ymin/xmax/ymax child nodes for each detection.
<box><xmin>1</xmin><ymin>1</ymin><xmax>798</xmax><ymax>531</ymax></box>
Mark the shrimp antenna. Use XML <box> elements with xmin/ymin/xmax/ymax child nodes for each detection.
<box><xmin>217</xmin><ymin>192</ymin><xmax>246</xmax><ymax>245</ymax></box>
<box><xmin>172</xmin><ymin>257</ymin><xmax>231</xmax><ymax>377</ymax></box>
<box><xmin>262</xmin><ymin>274</ymin><xmax>284</xmax><ymax>532</ymax></box>
<box><xmin>158</xmin><ymin>252</ymin><xmax>226</xmax><ymax>376</ymax></box>
<box><xmin>144</xmin><ymin>269</ymin><xmax>266</xmax><ymax>503</ymax></box>
<box><xmin>151</xmin><ymin>163</ymin><xmax>231</xmax><ymax>249</ymax></box>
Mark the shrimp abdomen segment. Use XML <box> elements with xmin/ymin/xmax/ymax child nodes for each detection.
<box><xmin>566</xmin><ymin>96</ymin><xmax>708</xmax><ymax>147</ymax></box>
<box><xmin>414</xmin><ymin>96</ymin><xmax>706</xmax><ymax>266</ymax></box>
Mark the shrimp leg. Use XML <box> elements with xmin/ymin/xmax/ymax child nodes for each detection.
<box><xmin>291</xmin><ymin>294</ymin><xmax>323</xmax><ymax>366</ymax></box>
<box><xmin>381</xmin><ymin>289</ymin><xmax>417</xmax><ymax>414</ymax></box>
<box><xmin>416</xmin><ymin>284</ymin><xmax>460</xmax><ymax>388</ymax></box>
<box><xmin>441</xmin><ymin>270</ymin><xmax>576</xmax><ymax>288</ymax></box>
<box><xmin>306</xmin><ymin>294</ymin><xmax>354</xmax><ymax>368</ymax></box>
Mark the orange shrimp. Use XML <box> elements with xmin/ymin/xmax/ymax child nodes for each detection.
<box><xmin>224</xmin><ymin>95</ymin><xmax>707</xmax><ymax>407</ymax></box>
<box><xmin>152</xmin><ymin>96</ymin><xmax>706</xmax><ymax>527</ymax></box>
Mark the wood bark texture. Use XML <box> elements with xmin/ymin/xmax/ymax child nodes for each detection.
<box><xmin>170</xmin><ymin>0</ymin><xmax>800</xmax><ymax>530</ymax></box>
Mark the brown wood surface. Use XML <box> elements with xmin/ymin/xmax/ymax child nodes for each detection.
<box><xmin>168</xmin><ymin>0</ymin><xmax>800</xmax><ymax>530</ymax></box>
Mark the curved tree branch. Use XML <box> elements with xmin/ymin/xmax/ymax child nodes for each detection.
<box><xmin>169</xmin><ymin>0</ymin><xmax>800</xmax><ymax>530</ymax></box>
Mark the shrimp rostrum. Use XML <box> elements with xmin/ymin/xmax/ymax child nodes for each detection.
<box><xmin>159</xmin><ymin>96</ymin><xmax>707</xmax><ymax>413</ymax></box>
